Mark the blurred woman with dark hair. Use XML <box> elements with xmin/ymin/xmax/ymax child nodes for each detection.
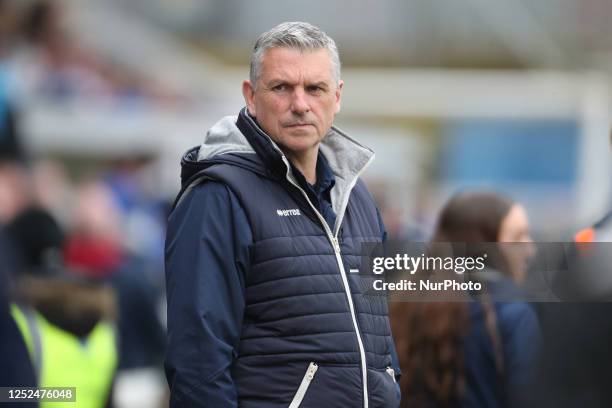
<box><xmin>391</xmin><ymin>191</ymin><xmax>540</xmax><ymax>408</ymax></box>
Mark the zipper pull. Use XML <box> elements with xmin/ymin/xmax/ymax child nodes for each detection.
<box><xmin>307</xmin><ymin>363</ymin><xmax>318</xmax><ymax>380</ymax></box>
<box><xmin>386</xmin><ymin>366</ymin><xmax>396</xmax><ymax>382</ymax></box>
<box><xmin>331</xmin><ymin>237</ymin><xmax>341</xmax><ymax>254</ymax></box>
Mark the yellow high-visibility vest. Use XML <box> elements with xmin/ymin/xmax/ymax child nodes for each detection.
<box><xmin>11</xmin><ymin>304</ymin><xmax>117</xmax><ymax>408</ymax></box>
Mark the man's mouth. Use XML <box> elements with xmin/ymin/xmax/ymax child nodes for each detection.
<box><xmin>285</xmin><ymin>123</ymin><xmax>313</xmax><ymax>127</ymax></box>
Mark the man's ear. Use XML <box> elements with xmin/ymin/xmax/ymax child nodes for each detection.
<box><xmin>335</xmin><ymin>80</ymin><xmax>344</xmax><ymax>114</ymax></box>
<box><xmin>242</xmin><ymin>80</ymin><xmax>256</xmax><ymax>117</ymax></box>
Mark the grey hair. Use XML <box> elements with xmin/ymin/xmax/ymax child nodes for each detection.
<box><xmin>249</xmin><ymin>22</ymin><xmax>341</xmax><ymax>88</ymax></box>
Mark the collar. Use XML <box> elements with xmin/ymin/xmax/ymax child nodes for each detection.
<box><xmin>290</xmin><ymin>151</ymin><xmax>336</xmax><ymax>197</ymax></box>
<box><xmin>233</xmin><ymin>107</ymin><xmax>375</xmax><ymax>233</ymax></box>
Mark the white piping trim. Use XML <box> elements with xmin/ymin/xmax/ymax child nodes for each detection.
<box><xmin>240</xmin><ymin>112</ymin><xmax>372</xmax><ymax>407</ymax></box>
<box><xmin>278</xmin><ymin>152</ymin><xmax>370</xmax><ymax>408</ymax></box>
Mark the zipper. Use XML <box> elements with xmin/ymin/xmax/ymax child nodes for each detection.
<box><xmin>245</xmin><ymin>110</ymin><xmax>375</xmax><ymax>407</ymax></box>
<box><xmin>278</xmin><ymin>154</ymin><xmax>371</xmax><ymax>408</ymax></box>
<box><xmin>331</xmin><ymin>236</ymin><xmax>341</xmax><ymax>253</ymax></box>
<box><xmin>386</xmin><ymin>366</ymin><xmax>396</xmax><ymax>383</ymax></box>
<box><xmin>288</xmin><ymin>362</ymin><xmax>318</xmax><ymax>408</ymax></box>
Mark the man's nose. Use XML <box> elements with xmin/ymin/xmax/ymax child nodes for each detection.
<box><xmin>290</xmin><ymin>88</ymin><xmax>310</xmax><ymax>114</ymax></box>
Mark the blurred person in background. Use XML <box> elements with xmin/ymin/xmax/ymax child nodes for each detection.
<box><xmin>0</xmin><ymin>6</ymin><xmax>38</xmax><ymax>396</ymax></box>
<box><xmin>391</xmin><ymin>191</ymin><xmax>540</xmax><ymax>408</ymax></box>
<box><xmin>6</xmin><ymin>206</ymin><xmax>117</xmax><ymax>408</ymax></box>
<box><xmin>0</xmin><ymin>157</ymin><xmax>28</xmax><ymax>223</ymax></box>
<box><xmin>0</xmin><ymin>226</ymin><xmax>37</xmax><ymax>407</ymax></box>
<box><xmin>9</xmin><ymin>0</ymin><xmax>183</xmax><ymax>107</ymax></box>
<box><xmin>15</xmin><ymin>0</ymin><xmax>113</xmax><ymax>103</ymax></box>
<box><xmin>102</xmin><ymin>156</ymin><xmax>167</xmax><ymax>285</ymax></box>
<box><xmin>530</xmin><ymin>130</ymin><xmax>612</xmax><ymax>408</ymax></box>
<box><xmin>0</xmin><ymin>0</ymin><xmax>24</xmax><ymax>162</ymax></box>
<box><xmin>0</xmin><ymin>0</ymin><xmax>29</xmax><ymax>225</ymax></box>
<box><xmin>166</xmin><ymin>21</ymin><xmax>400</xmax><ymax>407</ymax></box>
<box><xmin>0</xmin><ymin>7</ymin><xmax>39</xmax><ymax>396</ymax></box>
<box><xmin>30</xmin><ymin>159</ymin><xmax>74</xmax><ymax>227</ymax></box>
<box><xmin>64</xmin><ymin>180</ymin><xmax>167</xmax><ymax>407</ymax></box>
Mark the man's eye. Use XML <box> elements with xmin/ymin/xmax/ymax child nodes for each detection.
<box><xmin>307</xmin><ymin>86</ymin><xmax>323</xmax><ymax>93</ymax></box>
<box><xmin>272</xmin><ymin>84</ymin><xmax>287</xmax><ymax>91</ymax></box>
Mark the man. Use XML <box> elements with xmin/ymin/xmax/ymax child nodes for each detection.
<box><xmin>165</xmin><ymin>22</ymin><xmax>401</xmax><ymax>407</ymax></box>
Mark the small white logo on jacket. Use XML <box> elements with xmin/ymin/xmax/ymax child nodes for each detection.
<box><xmin>276</xmin><ymin>209</ymin><xmax>301</xmax><ymax>216</ymax></box>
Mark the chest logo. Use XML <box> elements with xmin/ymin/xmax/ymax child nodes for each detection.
<box><xmin>276</xmin><ymin>209</ymin><xmax>301</xmax><ymax>217</ymax></box>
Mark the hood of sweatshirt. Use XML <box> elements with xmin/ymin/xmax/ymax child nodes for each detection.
<box><xmin>174</xmin><ymin>108</ymin><xmax>375</xmax><ymax>234</ymax></box>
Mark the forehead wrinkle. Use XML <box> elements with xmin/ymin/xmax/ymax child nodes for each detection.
<box><xmin>263</xmin><ymin>71</ymin><xmax>332</xmax><ymax>88</ymax></box>
<box><xmin>260</xmin><ymin>61</ymin><xmax>300</xmax><ymax>86</ymax></box>
<box><xmin>259</xmin><ymin>48</ymin><xmax>334</xmax><ymax>87</ymax></box>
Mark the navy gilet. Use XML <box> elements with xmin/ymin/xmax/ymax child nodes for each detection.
<box><xmin>176</xmin><ymin>110</ymin><xmax>399</xmax><ymax>408</ymax></box>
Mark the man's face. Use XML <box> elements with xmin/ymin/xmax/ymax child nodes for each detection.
<box><xmin>242</xmin><ymin>47</ymin><xmax>343</xmax><ymax>157</ymax></box>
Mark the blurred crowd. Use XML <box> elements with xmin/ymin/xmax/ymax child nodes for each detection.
<box><xmin>0</xmin><ymin>1</ymin><xmax>169</xmax><ymax>407</ymax></box>
<box><xmin>0</xmin><ymin>0</ymin><xmax>186</xmax><ymax>110</ymax></box>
